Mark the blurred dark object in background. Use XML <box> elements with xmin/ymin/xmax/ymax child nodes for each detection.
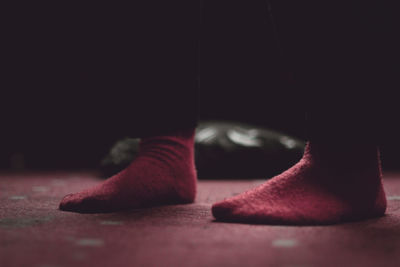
<box><xmin>100</xmin><ymin>121</ymin><xmax>305</xmax><ymax>179</ymax></box>
<box><xmin>195</xmin><ymin>121</ymin><xmax>305</xmax><ymax>178</ymax></box>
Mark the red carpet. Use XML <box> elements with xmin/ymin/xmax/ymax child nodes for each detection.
<box><xmin>1</xmin><ymin>172</ymin><xmax>400</xmax><ymax>267</ymax></box>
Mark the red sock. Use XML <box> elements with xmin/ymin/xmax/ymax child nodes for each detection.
<box><xmin>59</xmin><ymin>128</ymin><xmax>197</xmax><ymax>213</ymax></box>
<box><xmin>212</xmin><ymin>142</ymin><xmax>386</xmax><ymax>225</ymax></box>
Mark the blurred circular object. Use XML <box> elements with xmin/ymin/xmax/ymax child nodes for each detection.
<box><xmin>99</xmin><ymin>121</ymin><xmax>305</xmax><ymax>179</ymax></box>
<box><xmin>194</xmin><ymin>121</ymin><xmax>305</xmax><ymax>179</ymax></box>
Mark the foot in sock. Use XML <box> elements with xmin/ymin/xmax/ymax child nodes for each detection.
<box><xmin>212</xmin><ymin>142</ymin><xmax>386</xmax><ymax>225</ymax></box>
<box><xmin>59</xmin><ymin>129</ymin><xmax>197</xmax><ymax>213</ymax></box>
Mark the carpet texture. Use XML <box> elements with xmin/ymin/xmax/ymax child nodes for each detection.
<box><xmin>2</xmin><ymin>171</ymin><xmax>400</xmax><ymax>267</ymax></box>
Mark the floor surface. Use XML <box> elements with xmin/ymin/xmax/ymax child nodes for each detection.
<box><xmin>1</xmin><ymin>172</ymin><xmax>400</xmax><ymax>267</ymax></box>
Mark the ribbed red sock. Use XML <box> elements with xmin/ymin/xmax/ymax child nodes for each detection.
<box><xmin>212</xmin><ymin>142</ymin><xmax>386</xmax><ymax>225</ymax></box>
<box><xmin>59</xmin><ymin>128</ymin><xmax>197</xmax><ymax>213</ymax></box>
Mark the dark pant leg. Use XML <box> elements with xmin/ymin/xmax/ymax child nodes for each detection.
<box><xmin>3</xmin><ymin>2</ymin><xmax>200</xmax><ymax>167</ymax></box>
<box><xmin>268</xmin><ymin>1</ymin><xmax>399</xmax><ymax>144</ymax></box>
<box><xmin>81</xmin><ymin>2</ymin><xmax>201</xmax><ymax>138</ymax></box>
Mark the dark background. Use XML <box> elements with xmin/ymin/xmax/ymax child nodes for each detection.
<box><xmin>1</xmin><ymin>1</ymin><xmax>399</xmax><ymax>170</ymax></box>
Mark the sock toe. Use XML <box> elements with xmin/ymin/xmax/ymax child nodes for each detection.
<box><xmin>211</xmin><ymin>200</ymin><xmax>237</xmax><ymax>221</ymax></box>
<box><xmin>59</xmin><ymin>194</ymin><xmax>74</xmax><ymax>209</ymax></box>
<box><xmin>59</xmin><ymin>193</ymin><xmax>84</xmax><ymax>211</ymax></box>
